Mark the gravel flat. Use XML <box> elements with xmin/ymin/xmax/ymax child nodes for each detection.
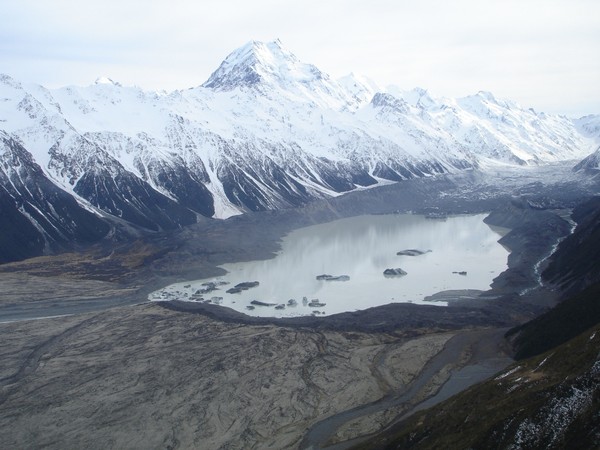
<box><xmin>0</xmin><ymin>303</ymin><xmax>471</xmax><ymax>450</ymax></box>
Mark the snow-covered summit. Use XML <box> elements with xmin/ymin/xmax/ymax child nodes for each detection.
<box><xmin>457</xmin><ymin>90</ymin><xmax>519</xmax><ymax>117</ymax></box>
<box><xmin>94</xmin><ymin>77</ymin><xmax>122</xmax><ymax>87</ymax></box>
<box><xmin>203</xmin><ymin>39</ymin><xmax>326</xmax><ymax>90</ymax></box>
<box><xmin>573</xmin><ymin>115</ymin><xmax>600</xmax><ymax>171</ymax></box>
<box><xmin>202</xmin><ymin>40</ymin><xmax>369</xmax><ymax>111</ymax></box>
<box><xmin>337</xmin><ymin>73</ymin><xmax>380</xmax><ymax>104</ymax></box>
<box><xmin>575</xmin><ymin>114</ymin><xmax>600</xmax><ymax>141</ymax></box>
<box><xmin>370</xmin><ymin>92</ymin><xmax>410</xmax><ymax>114</ymax></box>
<box><xmin>386</xmin><ymin>86</ymin><xmax>436</xmax><ymax>110</ymax></box>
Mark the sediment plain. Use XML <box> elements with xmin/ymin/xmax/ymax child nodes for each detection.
<box><xmin>0</xmin><ymin>302</ymin><xmax>512</xmax><ymax>449</ymax></box>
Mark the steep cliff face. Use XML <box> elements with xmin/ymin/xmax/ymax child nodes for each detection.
<box><xmin>0</xmin><ymin>131</ymin><xmax>110</xmax><ymax>262</ymax></box>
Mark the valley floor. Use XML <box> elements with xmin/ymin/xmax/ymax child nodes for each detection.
<box><xmin>0</xmin><ymin>303</ymin><xmax>510</xmax><ymax>450</ymax></box>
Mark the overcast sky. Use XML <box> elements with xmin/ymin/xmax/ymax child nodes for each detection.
<box><xmin>2</xmin><ymin>0</ymin><xmax>599</xmax><ymax>117</ymax></box>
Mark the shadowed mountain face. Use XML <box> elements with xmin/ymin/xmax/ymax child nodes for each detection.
<box><xmin>505</xmin><ymin>196</ymin><xmax>600</xmax><ymax>360</ymax></box>
<box><xmin>0</xmin><ymin>130</ymin><xmax>199</xmax><ymax>262</ymax></box>
<box><xmin>0</xmin><ymin>132</ymin><xmax>110</xmax><ymax>262</ymax></box>
<box><xmin>542</xmin><ymin>196</ymin><xmax>600</xmax><ymax>294</ymax></box>
<box><xmin>73</xmin><ymin>165</ymin><xmax>198</xmax><ymax>232</ymax></box>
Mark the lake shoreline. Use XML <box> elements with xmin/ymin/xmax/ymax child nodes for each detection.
<box><xmin>151</xmin><ymin>213</ymin><xmax>509</xmax><ymax>318</ymax></box>
<box><xmin>0</xmin><ymin>170</ymin><xmax>577</xmax><ymax>325</ymax></box>
<box><xmin>157</xmin><ymin>199</ymin><xmax>571</xmax><ymax>331</ymax></box>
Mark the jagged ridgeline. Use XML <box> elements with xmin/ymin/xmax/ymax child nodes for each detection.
<box><xmin>0</xmin><ymin>41</ymin><xmax>598</xmax><ymax>263</ymax></box>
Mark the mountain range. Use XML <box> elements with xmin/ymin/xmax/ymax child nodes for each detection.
<box><xmin>1</xmin><ymin>39</ymin><xmax>599</xmax><ymax>263</ymax></box>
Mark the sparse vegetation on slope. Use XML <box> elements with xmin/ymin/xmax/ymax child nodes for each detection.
<box><xmin>507</xmin><ymin>281</ymin><xmax>600</xmax><ymax>360</ymax></box>
<box><xmin>357</xmin><ymin>324</ymin><xmax>600</xmax><ymax>450</ymax></box>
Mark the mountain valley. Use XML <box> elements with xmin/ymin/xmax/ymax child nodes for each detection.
<box><xmin>0</xmin><ymin>40</ymin><xmax>599</xmax><ymax>450</ymax></box>
<box><xmin>1</xmin><ymin>40</ymin><xmax>599</xmax><ymax>264</ymax></box>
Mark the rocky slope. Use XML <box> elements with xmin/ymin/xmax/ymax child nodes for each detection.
<box><xmin>358</xmin><ymin>322</ymin><xmax>599</xmax><ymax>450</ymax></box>
<box><xmin>0</xmin><ymin>167</ymin><xmax>597</xmax><ymax>449</ymax></box>
<box><xmin>574</xmin><ymin>148</ymin><xmax>600</xmax><ymax>172</ymax></box>
<box><xmin>0</xmin><ymin>131</ymin><xmax>110</xmax><ymax>262</ymax></box>
<box><xmin>542</xmin><ymin>196</ymin><xmax>600</xmax><ymax>293</ymax></box>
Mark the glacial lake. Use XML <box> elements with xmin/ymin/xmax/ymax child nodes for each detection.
<box><xmin>150</xmin><ymin>214</ymin><xmax>509</xmax><ymax>317</ymax></box>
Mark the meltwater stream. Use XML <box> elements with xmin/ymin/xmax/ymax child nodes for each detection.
<box><xmin>150</xmin><ymin>214</ymin><xmax>508</xmax><ymax>317</ymax></box>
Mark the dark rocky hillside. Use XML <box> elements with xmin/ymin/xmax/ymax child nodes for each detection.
<box><xmin>357</xmin><ymin>324</ymin><xmax>600</xmax><ymax>450</ymax></box>
<box><xmin>0</xmin><ymin>133</ymin><xmax>110</xmax><ymax>263</ymax></box>
<box><xmin>506</xmin><ymin>196</ymin><xmax>600</xmax><ymax>360</ymax></box>
<box><xmin>542</xmin><ymin>196</ymin><xmax>600</xmax><ymax>294</ymax></box>
<box><xmin>506</xmin><ymin>281</ymin><xmax>600</xmax><ymax>360</ymax></box>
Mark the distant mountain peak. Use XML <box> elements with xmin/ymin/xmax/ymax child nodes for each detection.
<box><xmin>202</xmin><ymin>39</ymin><xmax>327</xmax><ymax>91</ymax></box>
<box><xmin>384</xmin><ymin>86</ymin><xmax>436</xmax><ymax>110</ymax></box>
<box><xmin>457</xmin><ymin>89</ymin><xmax>519</xmax><ymax>115</ymax></box>
<box><xmin>0</xmin><ymin>49</ymin><xmax>596</xmax><ymax>265</ymax></box>
<box><xmin>0</xmin><ymin>73</ymin><xmax>23</xmax><ymax>90</ymax></box>
<box><xmin>94</xmin><ymin>77</ymin><xmax>122</xmax><ymax>87</ymax></box>
<box><xmin>370</xmin><ymin>92</ymin><xmax>409</xmax><ymax>114</ymax></box>
<box><xmin>337</xmin><ymin>73</ymin><xmax>380</xmax><ymax>103</ymax></box>
<box><xmin>476</xmin><ymin>90</ymin><xmax>496</xmax><ymax>101</ymax></box>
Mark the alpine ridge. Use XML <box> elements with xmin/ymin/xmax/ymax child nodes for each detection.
<box><xmin>0</xmin><ymin>40</ymin><xmax>597</xmax><ymax>262</ymax></box>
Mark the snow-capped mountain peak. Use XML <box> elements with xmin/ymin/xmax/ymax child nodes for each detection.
<box><xmin>0</xmin><ymin>73</ymin><xmax>23</xmax><ymax>90</ymax></box>
<box><xmin>94</xmin><ymin>76</ymin><xmax>122</xmax><ymax>87</ymax></box>
<box><xmin>337</xmin><ymin>72</ymin><xmax>380</xmax><ymax>104</ymax></box>
<box><xmin>458</xmin><ymin>90</ymin><xmax>519</xmax><ymax>115</ymax></box>
<box><xmin>203</xmin><ymin>39</ymin><xmax>326</xmax><ymax>91</ymax></box>
<box><xmin>370</xmin><ymin>92</ymin><xmax>410</xmax><ymax>114</ymax></box>
<box><xmin>202</xmin><ymin>40</ymin><xmax>369</xmax><ymax>111</ymax></box>
<box><xmin>575</xmin><ymin>114</ymin><xmax>600</xmax><ymax>140</ymax></box>
<box><xmin>385</xmin><ymin>86</ymin><xmax>436</xmax><ymax>110</ymax></box>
